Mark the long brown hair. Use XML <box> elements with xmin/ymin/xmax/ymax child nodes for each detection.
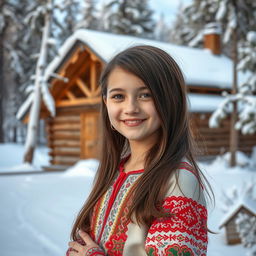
<box><xmin>71</xmin><ymin>45</ymin><xmax>214</xmax><ymax>240</ymax></box>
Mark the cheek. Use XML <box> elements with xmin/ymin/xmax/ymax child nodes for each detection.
<box><xmin>106</xmin><ymin>104</ymin><xmax>120</xmax><ymax>121</ymax></box>
<box><xmin>148</xmin><ymin>105</ymin><xmax>161</xmax><ymax>127</ymax></box>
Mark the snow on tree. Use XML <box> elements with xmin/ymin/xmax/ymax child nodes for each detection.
<box><xmin>76</xmin><ymin>0</ymin><xmax>99</xmax><ymax>30</ymax></box>
<box><xmin>210</xmin><ymin>30</ymin><xmax>256</xmax><ymax>154</ymax></box>
<box><xmin>193</xmin><ymin>0</ymin><xmax>256</xmax><ymax>167</ymax></box>
<box><xmin>236</xmin><ymin>213</ymin><xmax>256</xmax><ymax>256</ymax></box>
<box><xmin>22</xmin><ymin>0</ymin><xmax>55</xmax><ymax>163</ymax></box>
<box><xmin>169</xmin><ymin>0</ymin><xmax>218</xmax><ymax>49</ymax></box>
<box><xmin>154</xmin><ymin>13</ymin><xmax>170</xmax><ymax>42</ymax></box>
<box><xmin>56</xmin><ymin>0</ymin><xmax>81</xmax><ymax>43</ymax></box>
<box><xmin>220</xmin><ymin>179</ymin><xmax>256</xmax><ymax>214</ymax></box>
<box><xmin>0</xmin><ymin>0</ymin><xmax>27</xmax><ymax>143</ymax></box>
<box><xmin>235</xmin><ymin>31</ymin><xmax>256</xmax><ymax>135</ymax></box>
<box><xmin>97</xmin><ymin>0</ymin><xmax>112</xmax><ymax>31</ymax></box>
<box><xmin>106</xmin><ymin>0</ymin><xmax>155</xmax><ymax>37</ymax></box>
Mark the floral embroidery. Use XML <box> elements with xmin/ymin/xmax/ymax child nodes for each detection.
<box><xmin>165</xmin><ymin>244</ymin><xmax>194</xmax><ymax>256</ymax></box>
<box><xmin>145</xmin><ymin>196</ymin><xmax>207</xmax><ymax>256</ymax></box>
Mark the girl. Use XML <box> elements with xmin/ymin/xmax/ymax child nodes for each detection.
<box><xmin>67</xmin><ymin>45</ymin><xmax>212</xmax><ymax>256</ymax></box>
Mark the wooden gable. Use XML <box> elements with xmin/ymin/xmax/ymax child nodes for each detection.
<box><xmin>49</xmin><ymin>42</ymin><xmax>103</xmax><ymax>107</ymax></box>
<box><xmin>43</xmin><ymin>42</ymin><xmax>105</xmax><ymax>167</ymax></box>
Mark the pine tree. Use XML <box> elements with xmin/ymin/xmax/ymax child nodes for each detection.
<box><xmin>175</xmin><ymin>0</ymin><xmax>256</xmax><ymax>166</ymax></box>
<box><xmin>106</xmin><ymin>0</ymin><xmax>155</xmax><ymax>37</ymax></box>
<box><xmin>97</xmin><ymin>1</ymin><xmax>112</xmax><ymax>31</ymax></box>
<box><xmin>154</xmin><ymin>13</ymin><xmax>169</xmax><ymax>42</ymax></box>
<box><xmin>234</xmin><ymin>32</ymin><xmax>256</xmax><ymax>135</ymax></box>
<box><xmin>77</xmin><ymin>0</ymin><xmax>99</xmax><ymax>30</ymax></box>
<box><xmin>55</xmin><ymin>0</ymin><xmax>81</xmax><ymax>44</ymax></box>
<box><xmin>170</xmin><ymin>0</ymin><xmax>218</xmax><ymax>48</ymax></box>
<box><xmin>207</xmin><ymin>0</ymin><xmax>256</xmax><ymax>166</ymax></box>
<box><xmin>0</xmin><ymin>0</ymin><xmax>27</xmax><ymax>143</ymax></box>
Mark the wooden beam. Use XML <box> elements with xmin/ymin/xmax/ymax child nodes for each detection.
<box><xmin>76</xmin><ymin>78</ymin><xmax>93</xmax><ymax>97</ymax></box>
<box><xmin>91</xmin><ymin>61</ymin><xmax>97</xmax><ymax>92</ymax></box>
<box><xmin>56</xmin><ymin>97</ymin><xmax>101</xmax><ymax>107</ymax></box>
<box><xmin>50</xmin><ymin>47</ymin><xmax>84</xmax><ymax>83</ymax></box>
<box><xmin>90</xmin><ymin>53</ymin><xmax>98</xmax><ymax>62</ymax></box>
<box><xmin>66</xmin><ymin>91</ymin><xmax>76</xmax><ymax>100</ymax></box>
<box><xmin>50</xmin><ymin>50</ymin><xmax>104</xmax><ymax>102</ymax></box>
<box><xmin>94</xmin><ymin>86</ymin><xmax>102</xmax><ymax>96</ymax></box>
<box><xmin>53</xmin><ymin>56</ymin><xmax>90</xmax><ymax>101</ymax></box>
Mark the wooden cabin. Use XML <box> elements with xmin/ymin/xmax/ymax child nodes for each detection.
<box><xmin>219</xmin><ymin>199</ymin><xmax>256</xmax><ymax>245</ymax></box>
<box><xmin>21</xmin><ymin>29</ymin><xmax>256</xmax><ymax>167</ymax></box>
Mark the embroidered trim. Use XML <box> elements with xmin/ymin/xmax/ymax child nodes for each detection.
<box><xmin>86</xmin><ymin>247</ymin><xmax>105</xmax><ymax>256</ymax></box>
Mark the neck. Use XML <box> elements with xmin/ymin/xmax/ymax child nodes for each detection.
<box><xmin>126</xmin><ymin>137</ymin><xmax>157</xmax><ymax>170</ymax></box>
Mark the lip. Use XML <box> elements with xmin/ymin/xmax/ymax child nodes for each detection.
<box><xmin>122</xmin><ymin>119</ymin><xmax>146</xmax><ymax>127</ymax></box>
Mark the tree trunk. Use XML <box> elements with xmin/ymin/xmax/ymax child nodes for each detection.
<box><xmin>23</xmin><ymin>0</ymin><xmax>52</xmax><ymax>163</ymax></box>
<box><xmin>0</xmin><ymin>0</ymin><xmax>5</xmax><ymax>143</ymax></box>
<box><xmin>0</xmin><ymin>33</ymin><xmax>4</xmax><ymax>143</ymax></box>
<box><xmin>229</xmin><ymin>28</ymin><xmax>238</xmax><ymax>167</ymax></box>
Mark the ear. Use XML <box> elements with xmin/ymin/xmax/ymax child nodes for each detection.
<box><xmin>103</xmin><ymin>95</ymin><xmax>107</xmax><ymax>105</ymax></box>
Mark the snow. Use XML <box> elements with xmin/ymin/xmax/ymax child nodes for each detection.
<box><xmin>247</xmin><ymin>31</ymin><xmax>256</xmax><ymax>43</ymax></box>
<box><xmin>44</xmin><ymin>29</ymin><xmax>249</xmax><ymax>90</ymax></box>
<box><xmin>16</xmin><ymin>92</ymin><xmax>34</xmax><ymax>120</ymax></box>
<box><xmin>219</xmin><ymin>197</ymin><xmax>256</xmax><ymax>228</ymax></box>
<box><xmin>0</xmin><ymin>143</ymin><xmax>50</xmax><ymax>172</ymax></box>
<box><xmin>204</xmin><ymin>23</ymin><xmax>222</xmax><ymax>35</ymax></box>
<box><xmin>1</xmin><ymin>143</ymin><xmax>256</xmax><ymax>255</ymax></box>
<box><xmin>188</xmin><ymin>93</ymin><xmax>224</xmax><ymax>112</ymax></box>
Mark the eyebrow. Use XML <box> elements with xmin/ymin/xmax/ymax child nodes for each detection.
<box><xmin>108</xmin><ymin>86</ymin><xmax>148</xmax><ymax>93</ymax></box>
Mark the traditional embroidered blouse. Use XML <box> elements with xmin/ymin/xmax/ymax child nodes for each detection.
<box><xmin>67</xmin><ymin>158</ymin><xmax>208</xmax><ymax>256</ymax></box>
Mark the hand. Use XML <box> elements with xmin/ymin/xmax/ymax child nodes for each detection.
<box><xmin>68</xmin><ymin>230</ymin><xmax>103</xmax><ymax>256</ymax></box>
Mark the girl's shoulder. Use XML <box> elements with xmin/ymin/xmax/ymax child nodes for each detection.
<box><xmin>165</xmin><ymin>160</ymin><xmax>206</xmax><ymax>207</ymax></box>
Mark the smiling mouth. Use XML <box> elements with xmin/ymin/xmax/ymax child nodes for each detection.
<box><xmin>122</xmin><ymin>119</ymin><xmax>146</xmax><ymax>126</ymax></box>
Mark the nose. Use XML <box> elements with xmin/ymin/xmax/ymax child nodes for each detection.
<box><xmin>124</xmin><ymin>97</ymin><xmax>139</xmax><ymax>114</ymax></box>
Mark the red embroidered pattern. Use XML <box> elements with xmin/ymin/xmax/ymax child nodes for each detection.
<box><xmin>146</xmin><ymin>196</ymin><xmax>208</xmax><ymax>256</ymax></box>
<box><xmin>104</xmin><ymin>193</ymin><xmax>133</xmax><ymax>255</ymax></box>
<box><xmin>147</xmin><ymin>196</ymin><xmax>207</xmax><ymax>242</ymax></box>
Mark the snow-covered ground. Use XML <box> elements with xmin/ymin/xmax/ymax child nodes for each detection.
<box><xmin>0</xmin><ymin>143</ymin><xmax>255</xmax><ymax>256</ymax></box>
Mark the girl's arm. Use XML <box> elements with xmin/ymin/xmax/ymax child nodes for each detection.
<box><xmin>145</xmin><ymin>168</ymin><xmax>208</xmax><ymax>256</ymax></box>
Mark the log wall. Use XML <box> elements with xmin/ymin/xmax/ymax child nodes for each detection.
<box><xmin>47</xmin><ymin>113</ymin><xmax>81</xmax><ymax>166</ymax></box>
<box><xmin>191</xmin><ymin>113</ymin><xmax>256</xmax><ymax>156</ymax></box>
<box><xmin>46</xmin><ymin>104</ymin><xmax>100</xmax><ymax>166</ymax></box>
<box><xmin>46</xmin><ymin>111</ymin><xmax>256</xmax><ymax>167</ymax></box>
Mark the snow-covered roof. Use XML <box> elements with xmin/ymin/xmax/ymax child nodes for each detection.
<box><xmin>188</xmin><ymin>93</ymin><xmax>224</xmax><ymax>112</ymax></box>
<box><xmin>219</xmin><ymin>197</ymin><xmax>256</xmax><ymax>228</ymax></box>
<box><xmin>45</xmin><ymin>29</ymin><xmax>248</xmax><ymax>89</ymax></box>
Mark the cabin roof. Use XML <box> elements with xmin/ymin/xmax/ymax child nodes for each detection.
<box><xmin>219</xmin><ymin>197</ymin><xmax>256</xmax><ymax>228</ymax></box>
<box><xmin>45</xmin><ymin>29</ymin><xmax>248</xmax><ymax>90</ymax></box>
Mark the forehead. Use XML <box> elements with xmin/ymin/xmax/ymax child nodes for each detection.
<box><xmin>107</xmin><ymin>67</ymin><xmax>148</xmax><ymax>91</ymax></box>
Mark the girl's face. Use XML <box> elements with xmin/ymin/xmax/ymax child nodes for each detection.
<box><xmin>104</xmin><ymin>67</ymin><xmax>161</xmax><ymax>145</ymax></box>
